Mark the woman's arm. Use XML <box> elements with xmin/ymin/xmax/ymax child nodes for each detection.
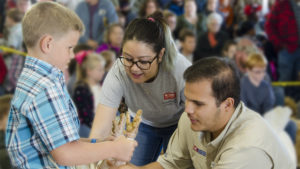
<box><xmin>89</xmin><ymin>103</ymin><xmax>118</xmax><ymax>140</ymax></box>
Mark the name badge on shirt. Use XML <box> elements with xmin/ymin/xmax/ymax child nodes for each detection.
<box><xmin>164</xmin><ymin>92</ymin><xmax>176</xmax><ymax>100</ymax></box>
<box><xmin>193</xmin><ymin>145</ymin><xmax>206</xmax><ymax>157</ymax></box>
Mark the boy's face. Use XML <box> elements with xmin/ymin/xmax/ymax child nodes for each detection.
<box><xmin>182</xmin><ymin>36</ymin><xmax>196</xmax><ymax>53</ymax></box>
<box><xmin>47</xmin><ymin>30</ymin><xmax>80</xmax><ymax>71</ymax></box>
<box><xmin>247</xmin><ymin>66</ymin><xmax>266</xmax><ymax>84</ymax></box>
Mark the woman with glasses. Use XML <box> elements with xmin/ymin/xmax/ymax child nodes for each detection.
<box><xmin>89</xmin><ymin>11</ymin><xmax>191</xmax><ymax>166</ymax></box>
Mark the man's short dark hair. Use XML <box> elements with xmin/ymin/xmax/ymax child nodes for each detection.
<box><xmin>183</xmin><ymin>57</ymin><xmax>241</xmax><ymax>108</ymax></box>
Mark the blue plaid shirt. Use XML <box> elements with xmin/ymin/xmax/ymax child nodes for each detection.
<box><xmin>5</xmin><ymin>56</ymin><xmax>80</xmax><ymax>169</ymax></box>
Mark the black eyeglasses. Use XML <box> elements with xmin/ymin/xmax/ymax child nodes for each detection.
<box><xmin>119</xmin><ymin>55</ymin><xmax>158</xmax><ymax>70</ymax></box>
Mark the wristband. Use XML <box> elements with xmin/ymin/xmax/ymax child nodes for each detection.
<box><xmin>91</xmin><ymin>138</ymin><xmax>97</xmax><ymax>143</ymax></box>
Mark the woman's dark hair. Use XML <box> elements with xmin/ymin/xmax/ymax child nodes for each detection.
<box><xmin>122</xmin><ymin>11</ymin><xmax>178</xmax><ymax>71</ymax></box>
<box><xmin>184</xmin><ymin>57</ymin><xmax>241</xmax><ymax>108</ymax></box>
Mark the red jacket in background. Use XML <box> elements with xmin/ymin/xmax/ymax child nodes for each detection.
<box><xmin>265</xmin><ymin>0</ymin><xmax>299</xmax><ymax>53</ymax></box>
<box><xmin>0</xmin><ymin>53</ymin><xmax>7</xmax><ymax>84</ymax></box>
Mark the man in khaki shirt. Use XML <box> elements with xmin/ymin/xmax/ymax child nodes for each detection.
<box><xmin>118</xmin><ymin>57</ymin><xmax>295</xmax><ymax>169</ymax></box>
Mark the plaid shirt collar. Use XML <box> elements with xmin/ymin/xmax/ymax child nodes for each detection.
<box><xmin>25</xmin><ymin>56</ymin><xmax>65</xmax><ymax>83</ymax></box>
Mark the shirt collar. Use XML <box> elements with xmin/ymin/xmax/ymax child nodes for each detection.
<box><xmin>205</xmin><ymin>102</ymin><xmax>243</xmax><ymax>147</ymax></box>
<box><xmin>24</xmin><ymin>56</ymin><xmax>65</xmax><ymax>82</ymax></box>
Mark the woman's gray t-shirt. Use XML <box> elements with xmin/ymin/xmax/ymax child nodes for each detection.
<box><xmin>99</xmin><ymin>54</ymin><xmax>191</xmax><ymax>127</ymax></box>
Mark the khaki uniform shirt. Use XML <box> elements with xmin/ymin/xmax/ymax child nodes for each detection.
<box><xmin>157</xmin><ymin>102</ymin><xmax>295</xmax><ymax>169</ymax></box>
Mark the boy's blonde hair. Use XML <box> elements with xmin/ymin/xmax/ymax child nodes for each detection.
<box><xmin>22</xmin><ymin>1</ymin><xmax>84</xmax><ymax>48</ymax></box>
<box><xmin>246</xmin><ymin>53</ymin><xmax>268</xmax><ymax>69</ymax></box>
<box><xmin>0</xmin><ymin>95</ymin><xmax>13</xmax><ymax>120</ymax></box>
<box><xmin>76</xmin><ymin>53</ymin><xmax>106</xmax><ymax>84</ymax></box>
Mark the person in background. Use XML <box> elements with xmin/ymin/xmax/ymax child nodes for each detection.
<box><xmin>75</xmin><ymin>0</ymin><xmax>118</xmax><ymax>49</ymax></box>
<box><xmin>139</xmin><ymin>0</ymin><xmax>160</xmax><ymax>18</ymax></box>
<box><xmin>89</xmin><ymin>12</ymin><xmax>191</xmax><ymax>166</ymax></box>
<box><xmin>234</xmin><ymin>38</ymin><xmax>259</xmax><ymax>74</ymax></box>
<box><xmin>163</xmin><ymin>10</ymin><xmax>177</xmax><ymax>37</ymax></box>
<box><xmin>99</xmin><ymin>50</ymin><xmax>117</xmax><ymax>85</ymax></box>
<box><xmin>67</xmin><ymin>44</ymin><xmax>93</xmax><ymax>96</ymax></box>
<box><xmin>4</xmin><ymin>8</ymin><xmax>23</xmax><ymax>51</ymax></box>
<box><xmin>194</xmin><ymin>12</ymin><xmax>228</xmax><ymax>61</ymax></box>
<box><xmin>117</xmin><ymin>57</ymin><xmax>295</xmax><ymax>169</ymax></box>
<box><xmin>56</xmin><ymin>0</ymin><xmax>82</xmax><ymax>10</ymax></box>
<box><xmin>241</xmin><ymin>53</ymin><xmax>298</xmax><ymax>144</ymax></box>
<box><xmin>73</xmin><ymin>51</ymin><xmax>106</xmax><ymax>138</ymax></box>
<box><xmin>0</xmin><ymin>54</ymin><xmax>7</xmax><ymax>96</ymax></box>
<box><xmin>174</xmin><ymin>0</ymin><xmax>206</xmax><ymax>39</ymax></box>
<box><xmin>96</xmin><ymin>23</ymin><xmax>124</xmax><ymax>57</ymax></box>
<box><xmin>117</xmin><ymin>11</ymin><xmax>127</xmax><ymax>27</ymax></box>
<box><xmin>178</xmin><ymin>28</ymin><xmax>196</xmax><ymax>62</ymax></box>
<box><xmin>240</xmin><ymin>53</ymin><xmax>274</xmax><ymax>115</ymax></box>
<box><xmin>0</xmin><ymin>95</ymin><xmax>14</xmax><ymax>169</ymax></box>
<box><xmin>111</xmin><ymin>0</ymin><xmax>137</xmax><ymax>26</ymax></box>
<box><xmin>265</xmin><ymin>0</ymin><xmax>300</xmax><ymax>82</ymax></box>
<box><xmin>165</xmin><ymin>0</ymin><xmax>184</xmax><ymax>16</ymax></box>
<box><xmin>2</xmin><ymin>8</ymin><xmax>25</xmax><ymax>94</ymax></box>
<box><xmin>218</xmin><ymin>0</ymin><xmax>234</xmax><ymax>30</ymax></box>
<box><xmin>236</xmin><ymin>20</ymin><xmax>260</xmax><ymax>47</ymax></box>
<box><xmin>222</xmin><ymin>40</ymin><xmax>237</xmax><ymax>60</ymax></box>
<box><xmin>15</xmin><ymin>0</ymin><xmax>31</xmax><ymax>14</ymax></box>
<box><xmin>5</xmin><ymin>2</ymin><xmax>137</xmax><ymax>168</ymax></box>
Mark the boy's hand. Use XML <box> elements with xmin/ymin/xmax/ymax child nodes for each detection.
<box><xmin>112</xmin><ymin>135</ymin><xmax>138</xmax><ymax>162</ymax></box>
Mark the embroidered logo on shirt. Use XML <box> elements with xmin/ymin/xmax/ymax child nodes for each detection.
<box><xmin>98</xmin><ymin>9</ymin><xmax>106</xmax><ymax>16</ymax></box>
<box><xmin>163</xmin><ymin>92</ymin><xmax>176</xmax><ymax>100</ymax></box>
<box><xmin>193</xmin><ymin>145</ymin><xmax>206</xmax><ymax>156</ymax></box>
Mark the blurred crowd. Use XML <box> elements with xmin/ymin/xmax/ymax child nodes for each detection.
<box><xmin>0</xmin><ymin>0</ymin><xmax>300</xmax><ymax>167</ymax></box>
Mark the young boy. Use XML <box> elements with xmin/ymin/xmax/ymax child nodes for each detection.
<box><xmin>5</xmin><ymin>2</ymin><xmax>137</xmax><ymax>169</ymax></box>
<box><xmin>4</xmin><ymin>8</ymin><xmax>24</xmax><ymax>50</ymax></box>
<box><xmin>0</xmin><ymin>95</ymin><xmax>13</xmax><ymax>169</ymax></box>
<box><xmin>178</xmin><ymin>29</ymin><xmax>196</xmax><ymax>63</ymax></box>
<box><xmin>240</xmin><ymin>53</ymin><xmax>275</xmax><ymax>115</ymax></box>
